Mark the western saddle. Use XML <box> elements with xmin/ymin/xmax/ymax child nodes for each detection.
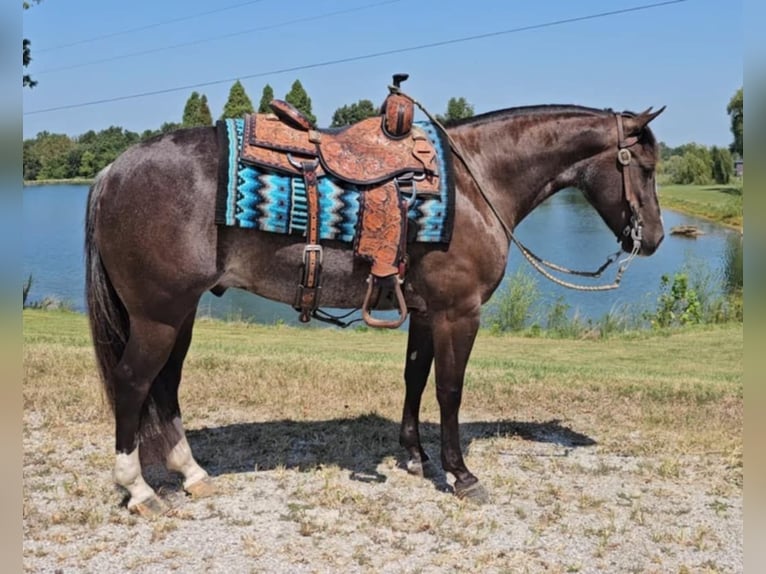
<box><xmin>238</xmin><ymin>74</ymin><xmax>442</xmax><ymax>328</ymax></box>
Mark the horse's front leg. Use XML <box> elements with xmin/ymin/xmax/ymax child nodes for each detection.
<box><xmin>431</xmin><ymin>307</ymin><xmax>489</xmax><ymax>503</ymax></box>
<box><xmin>399</xmin><ymin>310</ymin><xmax>435</xmax><ymax>476</ymax></box>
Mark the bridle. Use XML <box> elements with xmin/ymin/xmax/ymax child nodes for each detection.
<box><xmin>412</xmin><ymin>98</ymin><xmax>649</xmax><ymax>291</ymax></box>
<box><xmin>615</xmin><ymin>113</ymin><xmax>644</xmax><ymax>259</ymax></box>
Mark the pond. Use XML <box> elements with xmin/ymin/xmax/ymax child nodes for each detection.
<box><xmin>22</xmin><ymin>184</ymin><xmax>742</xmax><ymax>326</ymax></box>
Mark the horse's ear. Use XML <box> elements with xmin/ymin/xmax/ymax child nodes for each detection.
<box><xmin>624</xmin><ymin>106</ymin><xmax>666</xmax><ymax>135</ymax></box>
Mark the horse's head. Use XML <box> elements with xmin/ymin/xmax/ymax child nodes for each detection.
<box><xmin>582</xmin><ymin>107</ymin><xmax>666</xmax><ymax>256</ymax></box>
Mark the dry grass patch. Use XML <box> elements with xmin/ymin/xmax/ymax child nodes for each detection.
<box><xmin>23</xmin><ymin>310</ymin><xmax>742</xmax><ymax>573</ymax></box>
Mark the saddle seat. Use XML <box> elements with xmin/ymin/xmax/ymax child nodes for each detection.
<box><xmin>240</xmin><ymin>100</ymin><xmax>441</xmax><ymax>193</ymax></box>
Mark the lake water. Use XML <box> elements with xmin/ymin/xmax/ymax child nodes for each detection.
<box><xmin>22</xmin><ymin>184</ymin><xmax>742</xmax><ymax>326</ymax></box>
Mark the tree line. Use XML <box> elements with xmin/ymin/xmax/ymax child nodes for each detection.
<box><xmin>657</xmin><ymin>87</ymin><xmax>743</xmax><ymax>187</ymax></box>
<box><xmin>23</xmin><ymin>78</ymin><xmax>741</xmax><ymax>186</ymax></box>
<box><xmin>23</xmin><ymin>78</ymin><xmax>475</xmax><ymax>181</ymax></box>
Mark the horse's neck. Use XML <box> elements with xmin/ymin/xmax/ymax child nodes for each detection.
<box><xmin>449</xmin><ymin>112</ymin><xmax>610</xmax><ymax>227</ymax></box>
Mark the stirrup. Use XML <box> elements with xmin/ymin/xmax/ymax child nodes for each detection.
<box><xmin>361</xmin><ymin>275</ymin><xmax>408</xmax><ymax>329</ymax></box>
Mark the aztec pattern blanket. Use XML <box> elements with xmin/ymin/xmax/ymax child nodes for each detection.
<box><xmin>215</xmin><ymin>118</ymin><xmax>455</xmax><ymax>244</ymax></box>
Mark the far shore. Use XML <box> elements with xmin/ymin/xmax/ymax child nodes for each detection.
<box><xmin>24</xmin><ymin>178</ymin><xmax>94</xmax><ymax>186</ymax></box>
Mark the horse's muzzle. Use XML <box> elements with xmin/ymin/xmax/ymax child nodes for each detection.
<box><xmin>637</xmin><ymin>230</ymin><xmax>664</xmax><ymax>256</ymax></box>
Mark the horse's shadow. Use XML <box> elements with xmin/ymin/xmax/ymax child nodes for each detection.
<box><xmin>181</xmin><ymin>414</ymin><xmax>596</xmax><ymax>492</ymax></box>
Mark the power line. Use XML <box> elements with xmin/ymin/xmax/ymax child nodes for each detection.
<box><xmin>37</xmin><ymin>0</ymin><xmax>270</xmax><ymax>53</ymax></box>
<box><xmin>24</xmin><ymin>0</ymin><xmax>689</xmax><ymax>117</ymax></box>
<box><xmin>37</xmin><ymin>0</ymin><xmax>402</xmax><ymax>76</ymax></box>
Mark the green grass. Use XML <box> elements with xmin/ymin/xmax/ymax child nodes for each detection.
<box><xmin>23</xmin><ymin>178</ymin><xmax>95</xmax><ymax>186</ymax></box>
<box><xmin>658</xmin><ymin>184</ymin><xmax>743</xmax><ymax>229</ymax></box>
<box><xmin>24</xmin><ymin>309</ymin><xmax>742</xmax><ymax>457</ymax></box>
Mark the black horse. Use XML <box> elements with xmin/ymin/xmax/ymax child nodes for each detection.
<box><xmin>85</xmin><ymin>103</ymin><xmax>664</xmax><ymax>514</ymax></box>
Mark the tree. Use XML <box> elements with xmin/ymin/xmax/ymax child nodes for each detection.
<box><xmin>182</xmin><ymin>92</ymin><xmax>212</xmax><ymax>126</ymax></box>
<box><xmin>160</xmin><ymin>122</ymin><xmax>182</xmax><ymax>134</ymax></box>
<box><xmin>436</xmin><ymin>97</ymin><xmax>474</xmax><ymax>123</ymax></box>
<box><xmin>23</xmin><ymin>1</ymin><xmax>42</xmax><ymax>88</ymax></box>
<box><xmin>33</xmin><ymin>132</ymin><xmax>76</xmax><ymax>180</ymax></box>
<box><xmin>22</xmin><ymin>139</ymin><xmax>41</xmax><ymax>180</ymax></box>
<box><xmin>182</xmin><ymin>92</ymin><xmax>201</xmax><ymax>126</ymax></box>
<box><xmin>258</xmin><ymin>84</ymin><xmax>275</xmax><ymax>113</ymax></box>
<box><xmin>661</xmin><ymin>144</ymin><xmax>714</xmax><ymax>185</ymax></box>
<box><xmin>330</xmin><ymin>99</ymin><xmax>378</xmax><ymax>127</ymax></box>
<box><xmin>285</xmin><ymin>80</ymin><xmax>316</xmax><ymax>126</ymax></box>
<box><xmin>78</xmin><ymin>150</ymin><xmax>98</xmax><ymax>177</ymax></box>
<box><xmin>198</xmin><ymin>94</ymin><xmax>213</xmax><ymax>126</ymax></box>
<box><xmin>727</xmin><ymin>87</ymin><xmax>743</xmax><ymax>158</ymax></box>
<box><xmin>221</xmin><ymin>80</ymin><xmax>254</xmax><ymax>119</ymax></box>
<box><xmin>711</xmin><ymin>146</ymin><xmax>733</xmax><ymax>184</ymax></box>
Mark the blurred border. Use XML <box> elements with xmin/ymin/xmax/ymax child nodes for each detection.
<box><xmin>744</xmin><ymin>0</ymin><xmax>763</xmax><ymax>570</ymax></box>
<box><xmin>1</xmin><ymin>2</ymin><xmax>23</xmax><ymax>572</ymax></box>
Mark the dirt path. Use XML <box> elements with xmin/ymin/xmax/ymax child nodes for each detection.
<box><xmin>23</xmin><ymin>413</ymin><xmax>742</xmax><ymax>573</ymax></box>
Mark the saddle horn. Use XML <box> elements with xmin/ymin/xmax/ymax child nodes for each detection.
<box><xmin>391</xmin><ymin>73</ymin><xmax>410</xmax><ymax>91</ymax></box>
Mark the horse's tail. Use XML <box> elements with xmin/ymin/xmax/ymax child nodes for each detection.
<box><xmin>85</xmin><ymin>164</ymin><xmax>127</xmax><ymax>413</ymax></box>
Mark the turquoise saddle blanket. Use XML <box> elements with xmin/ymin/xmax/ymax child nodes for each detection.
<box><xmin>215</xmin><ymin>118</ymin><xmax>454</xmax><ymax>244</ymax></box>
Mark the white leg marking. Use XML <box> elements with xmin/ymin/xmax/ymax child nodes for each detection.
<box><xmin>166</xmin><ymin>417</ymin><xmax>208</xmax><ymax>489</ymax></box>
<box><xmin>114</xmin><ymin>448</ymin><xmax>155</xmax><ymax>507</ymax></box>
<box><xmin>409</xmin><ymin>351</ymin><xmax>418</xmax><ymax>361</ymax></box>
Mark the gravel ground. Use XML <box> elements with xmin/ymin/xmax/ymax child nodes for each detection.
<box><xmin>23</xmin><ymin>413</ymin><xmax>742</xmax><ymax>573</ymax></box>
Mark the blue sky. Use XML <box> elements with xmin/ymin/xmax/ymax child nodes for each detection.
<box><xmin>22</xmin><ymin>0</ymin><xmax>742</xmax><ymax>147</ymax></box>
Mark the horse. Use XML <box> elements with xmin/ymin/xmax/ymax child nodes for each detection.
<box><xmin>85</xmin><ymin>103</ymin><xmax>665</xmax><ymax>514</ymax></box>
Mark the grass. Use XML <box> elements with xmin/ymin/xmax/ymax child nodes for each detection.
<box><xmin>24</xmin><ymin>309</ymin><xmax>742</xmax><ymax>457</ymax></box>
<box><xmin>23</xmin><ymin>178</ymin><xmax>95</xmax><ymax>186</ymax></box>
<box><xmin>23</xmin><ymin>309</ymin><xmax>743</xmax><ymax>572</ymax></box>
<box><xmin>658</xmin><ymin>184</ymin><xmax>743</xmax><ymax>229</ymax></box>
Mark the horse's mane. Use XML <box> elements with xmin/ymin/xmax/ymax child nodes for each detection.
<box><xmin>443</xmin><ymin>104</ymin><xmax>638</xmax><ymax>128</ymax></box>
<box><xmin>442</xmin><ymin>104</ymin><xmax>656</xmax><ymax>147</ymax></box>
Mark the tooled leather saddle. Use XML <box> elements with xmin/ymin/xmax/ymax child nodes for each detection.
<box><xmin>237</xmin><ymin>74</ymin><xmax>442</xmax><ymax>328</ymax></box>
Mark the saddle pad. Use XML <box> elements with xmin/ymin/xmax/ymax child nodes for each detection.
<box><xmin>215</xmin><ymin>118</ymin><xmax>454</xmax><ymax>244</ymax></box>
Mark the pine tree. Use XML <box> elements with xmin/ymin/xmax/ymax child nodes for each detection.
<box><xmin>182</xmin><ymin>92</ymin><xmax>202</xmax><ymax>127</ymax></box>
<box><xmin>198</xmin><ymin>94</ymin><xmax>213</xmax><ymax>126</ymax></box>
<box><xmin>284</xmin><ymin>80</ymin><xmax>316</xmax><ymax>126</ymax></box>
<box><xmin>221</xmin><ymin>80</ymin><xmax>254</xmax><ymax>119</ymax></box>
<box><xmin>258</xmin><ymin>84</ymin><xmax>275</xmax><ymax>113</ymax></box>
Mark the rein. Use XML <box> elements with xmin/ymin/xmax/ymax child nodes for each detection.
<box><xmin>411</xmin><ymin>96</ymin><xmax>644</xmax><ymax>292</ymax></box>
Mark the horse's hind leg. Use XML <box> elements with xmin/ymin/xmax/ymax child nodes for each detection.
<box><xmin>150</xmin><ymin>312</ymin><xmax>215</xmax><ymax>498</ymax></box>
<box><xmin>399</xmin><ymin>311</ymin><xmax>435</xmax><ymax>477</ymax></box>
<box><xmin>112</xmin><ymin>316</ymin><xmax>184</xmax><ymax>515</ymax></box>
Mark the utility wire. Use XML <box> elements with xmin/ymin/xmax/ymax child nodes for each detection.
<box><xmin>37</xmin><ymin>0</ymin><xmax>402</xmax><ymax>75</ymax></box>
<box><xmin>37</xmin><ymin>0</ymin><xmax>270</xmax><ymax>53</ymax></box>
<box><xmin>24</xmin><ymin>0</ymin><xmax>688</xmax><ymax>117</ymax></box>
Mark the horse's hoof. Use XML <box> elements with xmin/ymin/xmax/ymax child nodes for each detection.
<box><xmin>185</xmin><ymin>477</ymin><xmax>217</xmax><ymax>499</ymax></box>
<box><xmin>129</xmin><ymin>495</ymin><xmax>170</xmax><ymax>517</ymax></box>
<box><xmin>454</xmin><ymin>481</ymin><xmax>489</xmax><ymax>505</ymax></box>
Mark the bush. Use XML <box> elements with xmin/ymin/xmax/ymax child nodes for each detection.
<box><xmin>643</xmin><ymin>259</ymin><xmax>742</xmax><ymax>329</ymax></box>
<box><xmin>644</xmin><ymin>273</ymin><xmax>702</xmax><ymax>328</ymax></box>
<box><xmin>485</xmin><ymin>269</ymin><xmax>539</xmax><ymax>332</ymax></box>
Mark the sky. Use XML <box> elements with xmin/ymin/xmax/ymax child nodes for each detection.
<box><xmin>22</xmin><ymin>0</ymin><xmax>742</xmax><ymax>148</ymax></box>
